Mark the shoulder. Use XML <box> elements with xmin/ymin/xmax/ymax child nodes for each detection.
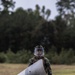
<box><xmin>44</xmin><ymin>57</ymin><xmax>49</xmax><ymax>61</ymax></box>
<box><xmin>28</xmin><ymin>57</ymin><xmax>35</xmax><ymax>66</ymax></box>
<box><xmin>43</xmin><ymin>57</ymin><xmax>50</xmax><ymax>64</ymax></box>
<box><xmin>29</xmin><ymin>57</ymin><xmax>35</xmax><ymax>62</ymax></box>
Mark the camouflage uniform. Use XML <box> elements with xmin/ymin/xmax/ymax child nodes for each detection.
<box><xmin>29</xmin><ymin>56</ymin><xmax>52</xmax><ymax>75</ymax></box>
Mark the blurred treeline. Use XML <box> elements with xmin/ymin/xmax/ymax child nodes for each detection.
<box><xmin>0</xmin><ymin>0</ymin><xmax>75</xmax><ymax>64</ymax></box>
<box><xmin>0</xmin><ymin>48</ymin><xmax>75</xmax><ymax>64</ymax></box>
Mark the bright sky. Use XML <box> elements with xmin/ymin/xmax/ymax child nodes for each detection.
<box><xmin>14</xmin><ymin>0</ymin><xmax>58</xmax><ymax>19</ymax></box>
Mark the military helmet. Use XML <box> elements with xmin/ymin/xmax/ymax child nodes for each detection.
<box><xmin>34</xmin><ymin>45</ymin><xmax>44</xmax><ymax>56</ymax></box>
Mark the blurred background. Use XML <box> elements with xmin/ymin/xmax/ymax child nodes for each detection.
<box><xmin>0</xmin><ymin>0</ymin><xmax>75</xmax><ymax>64</ymax></box>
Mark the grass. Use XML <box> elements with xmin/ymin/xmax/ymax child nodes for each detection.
<box><xmin>52</xmin><ymin>65</ymin><xmax>75</xmax><ymax>75</ymax></box>
<box><xmin>0</xmin><ymin>64</ymin><xmax>75</xmax><ymax>75</ymax></box>
<box><xmin>0</xmin><ymin>63</ymin><xmax>27</xmax><ymax>75</ymax></box>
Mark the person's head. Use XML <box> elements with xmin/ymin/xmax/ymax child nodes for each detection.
<box><xmin>34</xmin><ymin>45</ymin><xmax>44</xmax><ymax>57</ymax></box>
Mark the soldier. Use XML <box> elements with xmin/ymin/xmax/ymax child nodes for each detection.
<box><xmin>29</xmin><ymin>45</ymin><xmax>52</xmax><ymax>75</ymax></box>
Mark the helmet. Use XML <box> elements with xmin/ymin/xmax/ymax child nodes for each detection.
<box><xmin>34</xmin><ymin>45</ymin><xmax>44</xmax><ymax>57</ymax></box>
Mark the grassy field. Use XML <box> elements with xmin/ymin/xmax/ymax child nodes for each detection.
<box><xmin>0</xmin><ymin>64</ymin><xmax>75</xmax><ymax>75</ymax></box>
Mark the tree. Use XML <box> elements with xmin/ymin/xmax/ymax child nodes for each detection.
<box><xmin>56</xmin><ymin>0</ymin><xmax>75</xmax><ymax>51</ymax></box>
<box><xmin>54</xmin><ymin>15</ymin><xmax>67</xmax><ymax>52</ymax></box>
<box><xmin>56</xmin><ymin>0</ymin><xmax>75</xmax><ymax>26</ymax></box>
<box><xmin>34</xmin><ymin>4</ymin><xmax>40</xmax><ymax>16</ymax></box>
<box><xmin>45</xmin><ymin>9</ymin><xmax>51</xmax><ymax>20</ymax></box>
<box><xmin>41</xmin><ymin>5</ymin><xmax>51</xmax><ymax>20</ymax></box>
<box><xmin>31</xmin><ymin>21</ymin><xmax>55</xmax><ymax>51</ymax></box>
<box><xmin>0</xmin><ymin>0</ymin><xmax>15</xmax><ymax>14</ymax></box>
<box><xmin>41</xmin><ymin>6</ymin><xmax>45</xmax><ymax>18</ymax></box>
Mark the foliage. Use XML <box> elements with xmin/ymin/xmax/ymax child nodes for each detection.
<box><xmin>6</xmin><ymin>49</ymin><xmax>16</xmax><ymax>63</ymax></box>
<box><xmin>0</xmin><ymin>0</ymin><xmax>15</xmax><ymax>9</ymax></box>
<box><xmin>56</xmin><ymin>0</ymin><xmax>75</xmax><ymax>26</ymax></box>
<box><xmin>49</xmin><ymin>48</ymin><xmax>75</xmax><ymax>64</ymax></box>
<box><xmin>0</xmin><ymin>52</ymin><xmax>7</xmax><ymax>63</ymax></box>
<box><xmin>0</xmin><ymin>0</ymin><xmax>75</xmax><ymax>65</ymax></box>
<box><xmin>0</xmin><ymin>48</ymin><xmax>75</xmax><ymax>64</ymax></box>
<box><xmin>15</xmin><ymin>50</ymin><xmax>33</xmax><ymax>63</ymax></box>
<box><xmin>6</xmin><ymin>49</ymin><xmax>33</xmax><ymax>63</ymax></box>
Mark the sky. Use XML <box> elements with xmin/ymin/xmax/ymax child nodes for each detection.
<box><xmin>14</xmin><ymin>0</ymin><xmax>58</xmax><ymax>19</ymax></box>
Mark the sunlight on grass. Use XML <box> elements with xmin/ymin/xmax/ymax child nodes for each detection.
<box><xmin>52</xmin><ymin>65</ymin><xmax>75</xmax><ymax>75</ymax></box>
<box><xmin>0</xmin><ymin>64</ymin><xmax>27</xmax><ymax>75</ymax></box>
<box><xmin>0</xmin><ymin>64</ymin><xmax>75</xmax><ymax>75</ymax></box>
